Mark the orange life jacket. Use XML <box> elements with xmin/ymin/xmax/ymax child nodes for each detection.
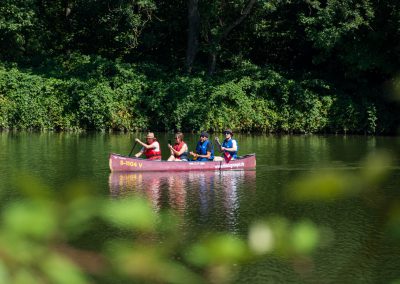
<box><xmin>173</xmin><ymin>141</ymin><xmax>188</xmax><ymax>160</ymax></box>
<box><xmin>144</xmin><ymin>142</ymin><xmax>161</xmax><ymax>160</ymax></box>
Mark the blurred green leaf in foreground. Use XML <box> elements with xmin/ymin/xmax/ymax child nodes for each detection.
<box><xmin>288</xmin><ymin>151</ymin><xmax>393</xmax><ymax>201</ymax></box>
<box><xmin>0</xmin><ymin>175</ymin><xmax>329</xmax><ymax>284</ymax></box>
<box><xmin>288</xmin><ymin>150</ymin><xmax>400</xmax><ymax>246</ymax></box>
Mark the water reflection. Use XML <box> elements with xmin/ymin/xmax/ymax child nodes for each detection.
<box><xmin>109</xmin><ymin>171</ymin><xmax>256</xmax><ymax>226</ymax></box>
<box><xmin>108</xmin><ymin>171</ymin><xmax>162</xmax><ymax>211</ymax></box>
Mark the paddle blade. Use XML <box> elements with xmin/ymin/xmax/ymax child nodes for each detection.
<box><xmin>224</xmin><ymin>152</ymin><xmax>232</xmax><ymax>163</ymax></box>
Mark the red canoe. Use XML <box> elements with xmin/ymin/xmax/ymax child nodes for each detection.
<box><xmin>109</xmin><ymin>153</ymin><xmax>256</xmax><ymax>172</ymax></box>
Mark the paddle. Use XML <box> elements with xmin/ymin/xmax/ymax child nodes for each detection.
<box><xmin>168</xmin><ymin>139</ymin><xmax>172</xmax><ymax>153</ymax></box>
<box><xmin>128</xmin><ymin>141</ymin><xmax>138</xmax><ymax>157</ymax></box>
<box><xmin>214</xmin><ymin>137</ymin><xmax>222</xmax><ymax>150</ymax></box>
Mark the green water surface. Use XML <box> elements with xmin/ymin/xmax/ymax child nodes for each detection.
<box><xmin>1</xmin><ymin>132</ymin><xmax>399</xmax><ymax>283</ymax></box>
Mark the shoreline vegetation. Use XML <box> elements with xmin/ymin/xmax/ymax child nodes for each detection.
<box><xmin>0</xmin><ymin>55</ymin><xmax>398</xmax><ymax>135</ymax></box>
<box><xmin>0</xmin><ymin>1</ymin><xmax>399</xmax><ymax>134</ymax></box>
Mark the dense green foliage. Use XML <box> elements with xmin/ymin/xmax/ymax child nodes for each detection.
<box><xmin>0</xmin><ymin>0</ymin><xmax>399</xmax><ymax>133</ymax></box>
<box><xmin>0</xmin><ymin>57</ymin><xmax>396</xmax><ymax>133</ymax></box>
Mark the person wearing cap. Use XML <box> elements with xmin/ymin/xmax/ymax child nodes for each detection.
<box><xmin>134</xmin><ymin>132</ymin><xmax>162</xmax><ymax>160</ymax></box>
<box><xmin>214</xmin><ymin>128</ymin><xmax>238</xmax><ymax>161</ymax></box>
<box><xmin>190</xmin><ymin>131</ymin><xmax>214</xmax><ymax>161</ymax></box>
<box><xmin>167</xmin><ymin>132</ymin><xmax>189</xmax><ymax>161</ymax></box>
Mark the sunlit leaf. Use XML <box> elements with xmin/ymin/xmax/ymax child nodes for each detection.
<box><xmin>0</xmin><ymin>260</ymin><xmax>10</xmax><ymax>283</ymax></box>
<box><xmin>248</xmin><ymin>222</ymin><xmax>274</xmax><ymax>255</ymax></box>
<box><xmin>101</xmin><ymin>198</ymin><xmax>157</xmax><ymax>231</ymax></box>
<box><xmin>2</xmin><ymin>201</ymin><xmax>57</xmax><ymax>240</ymax></box>
<box><xmin>0</xmin><ymin>237</ymin><xmax>46</xmax><ymax>264</ymax></box>
<box><xmin>250</xmin><ymin>218</ymin><xmax>324</xmax><ymax>257</ymax></box>
<box><xmin>262</xmin><ymin>217</ymin><xmax>290</xmax><ymax>255</ymax></box>
<box><xmin>289</xmin><ymin>172</ymin><xmax>357</xmax><ymax>201</ymax></box>
<box><xmin>14</xmin><ymin>268</ymin><xmax>42</xmax><ymax>284</ymax></box>
<box><xmin>40</xmin><ymin>253</ymin><xmax>89</xmax><ymax>284</ymax></box>
<box><xmin>186</xmin><ymin>234</ymin><xmax>248</xmax><ymax>266</ymax></box>
<box><xmin>107</xmin><ymin>243</ymin><xmax>202</xmax><ymax>284</ymax></box>
<box><xmin>290</xmin><ymin>220</ymin><xmax>319</xmax><ymax>255</ymax></box>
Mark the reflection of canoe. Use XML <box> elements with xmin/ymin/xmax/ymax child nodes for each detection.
<box><xmin>109</xmin><ymin>153</ymin><xmax>256</xmax><ymax>172</ymax></box>
<box><xmin>109</xmin><ymin>171</ymin><xmax>257</xmax><ymax>218</ymax></box>
<box><xmin>108</xmin><ymin>170</ymin><xmax>256</xmax><ymax>196</ymax></box>
<box><xmin>109</xmin><ymin>170</ymin><xmax>256</xmax><ymax>191</ymax></box>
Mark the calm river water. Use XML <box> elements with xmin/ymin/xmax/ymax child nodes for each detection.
<box><xmin>1</xmin><ymin>132</ymin><xmax>400</xmax><ymax>283</ymax></box>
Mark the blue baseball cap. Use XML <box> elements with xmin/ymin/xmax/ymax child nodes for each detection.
<box><xmin>200</xmin><ymin>131</ymin><xmax>209</xmax><ymax>138</ymax></box>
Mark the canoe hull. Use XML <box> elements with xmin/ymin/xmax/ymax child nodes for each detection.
<box><xmin>109</xmin><ymin>153</ymin><xmax>256</xmax><ymax>172</ymax></box>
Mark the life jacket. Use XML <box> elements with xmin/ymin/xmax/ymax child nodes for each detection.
<box><xmin>222</xmin><ymin>139</ymin><xmax>238</xmax><ymax>159</ymax></box>
<box><xmin>173</xmin><ymin>141</ymin><xmax>189</xmax><ymax>160</ymax></box>
<box><xmin>195</xmin><ymin>140</ymin><xmax>214</xmax><ymax>161</ymax></box>
<box><xmin>144</xmin><ymin>141</ymin><xmax>162</xmax><ymax>160</ymax></box>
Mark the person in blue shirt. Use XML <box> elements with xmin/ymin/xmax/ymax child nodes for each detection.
<box><xmin>190</xmin><ymin>131</ymin><xmax>214</xmax><ymax>161</ymax></box>
<box><xmin>215</xmin><ymin>128</ymin><xmax>238</xmax><ymax>161</ymax></box>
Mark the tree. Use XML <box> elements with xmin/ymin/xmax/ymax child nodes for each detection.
<box><xmin>63</xmin><ymin>0</ymin><xmax>156</xmax><ymax>57</ymax></box>
<box><xmin>0</xmin><ymin>0</ymin><xmax>42</xmax><ymax>60</ymax></box>
<box><xmin>202</xmin><ymin>0</ymin><xmax>257</xmax><ymax>75</ymax></box>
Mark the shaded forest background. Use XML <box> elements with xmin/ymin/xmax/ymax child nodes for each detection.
<box><xmin>0</xmin><ymin>0</ymin><xmax>399</xmax><ymax>133</ymax></box>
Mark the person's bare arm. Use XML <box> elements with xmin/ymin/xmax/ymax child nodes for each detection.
<box><xmin>169</xmin><ymin>143</ymin><xmax>187</xmax><ymax>156</ymax></box>
<box><xmin>134</xmin><ymin>149</ymin><xmax>144</xmax><ymax>157</ymax></box>
<box><xmin>221</xmin><ymin>145</ymin><xmax>237</xmax><ymax>151</ymax></box>
<box><xmin>221</xmin><ymin>140</ymin><xmax>237</xmax><ymax>152</ymax></box>
<box><xmin>135</xmin><ymin>138</ymin><xmax>156</xmax><ymax>150</ymax></box>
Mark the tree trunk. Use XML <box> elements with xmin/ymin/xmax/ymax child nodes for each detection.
<box><xmin>186</xmin><ymin>0</ymin><xmax>200</xmax><ymax>74</ymax></box>
<box><xmin>209</xmin><ymin>52</ymin><xmax>217</xmax><ymax>75</ymax></box>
